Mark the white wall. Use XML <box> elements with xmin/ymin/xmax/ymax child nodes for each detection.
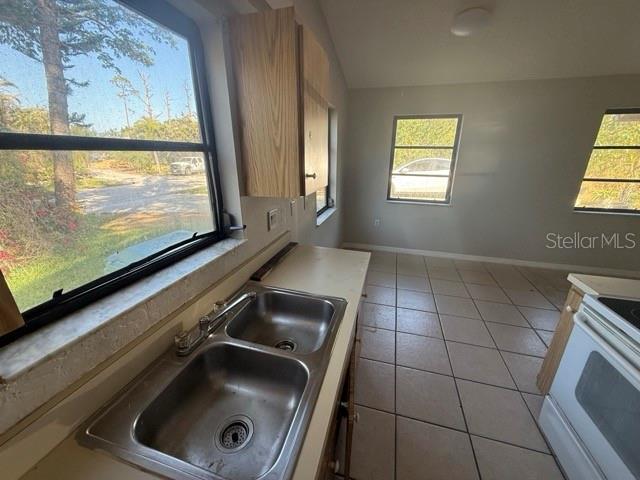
<box><xmin>344</xmin><ymin>75</ymin><xmax>640</xmax><ymax>271</ymax></box>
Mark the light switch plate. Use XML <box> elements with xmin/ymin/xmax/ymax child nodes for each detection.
<box><xmin>267</xmin><ymin>208</ymin><xmax>280</xmax><ymax>231</ymax></box>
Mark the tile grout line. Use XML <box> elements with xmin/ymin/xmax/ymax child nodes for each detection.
<box><xmin>363</xmin><ymin>310</ymin><xmax>550</xmax><ymax>361</ymax></box>
<box><xmin>354</xmin><ymin>402</ymin><xmax>559</xmax><ymax>457</ymax></box>
<box><xmin>430</xmin><ymin>265</ymin><xmax>484</xmax><ymax>480</ymax></box>
<box><xmin>393</xmin><ymin>254</ymin><xmax>398</xmax><ymax>480</ymax></box>
<box><xmin>466</xmin><ymin>263</ymin><xmax>544</xmax><ymax>477</ymax></box>
<box><xmin>366</xmin><ymin>253</ymin><xmax>569</xmax><ymax>478</ymax></box>
<box><xmin>475</xmin><ymin>284</ymin><xmax>560</xmax><ymax>463</ymax></box>
<box><xmin>360</xmin><ymin>354</ymin><xmax>545</xmax><ymax>394</ymax></box>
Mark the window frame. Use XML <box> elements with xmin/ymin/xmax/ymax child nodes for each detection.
<box><xmin>316</xmin><ymin>108</ymin><xmax>334</xmax><ymax>216</ymax></box>
<box><xmin>386</xmin><ymin>114</ymin><xmax>463</xmax><ymax>205</ymax></box>
<box><xmin>316</xmin><ymin>184</ymin><xmax>330</xmax><ymax>216</ymax></box>
<box><xmin>0</xmin><ymin>0</ymin><xmax>225</xmax><ymax>346</ymax></box>
<box><xmin>574</xmin><ymin>108</ymin><xmax>640</xmax><ymax>215</ymax></box>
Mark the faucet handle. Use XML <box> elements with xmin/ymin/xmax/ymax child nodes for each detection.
<box><xmin>174</xmin><ymin>330</ymin><xmax>190</xmax><ymax>350</ymax></box>
<box><xmin>198</xmin><ymin>315</ymin><xmax>211</xmax><ymax>331</ymax></box>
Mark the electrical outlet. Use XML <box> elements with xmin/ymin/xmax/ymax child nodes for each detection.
<box><xmin>374</xmin><ymin>217</ymin><xmax>381</xmax><ymax>227</ymax></box>
<box><xmin>267</xmin><ymin>208</ymin><xmax>280</xmax><ymax>231</ymax></box>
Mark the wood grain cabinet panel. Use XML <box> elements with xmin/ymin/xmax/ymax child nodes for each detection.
<box><xmin>300</xmin><ymin>26</ymin><xmax>330</xmax><ymax>195</ymax></box>
<box><xmin>228</xmin><ymin>7</ymin><xmax>330</xmax><ymax>198</ymax></box>
<box><xmin>0</xmin><ymin>270</ymin><xmax>24</xmax><ymax>336</ymax></box>
<box><xmin>536</xmin><ymin>285</ymin><xmax>584</xmax><ymax>394</ymax></box>
<box><xmin>228</xmin><ymin>8</ymin><xmax>300</xmax><ymax>197</ymax></box>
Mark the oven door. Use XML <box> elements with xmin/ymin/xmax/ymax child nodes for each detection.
<box><xmin>550</xmin><ymin>306</ymin><xmax>640</xmax><ymax>480</ymax></box>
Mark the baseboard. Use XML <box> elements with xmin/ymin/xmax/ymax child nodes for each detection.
<box><xmin>341</xmin><ymin>242</ymin><xmax>640</xmax><ymax>279</ymax></box>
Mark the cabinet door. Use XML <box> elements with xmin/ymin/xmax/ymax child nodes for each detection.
<box><xmin>228</xmin><ymin>8</ymin><xmax>300</xmax><ymax>197</ymax></box>
<box><xmin>0</xmin><ymin>270</ymin><xmax>23</xmax><ymax>335</ymax></box>
<box><xmin>300</xmin><ymin>26</ymin><xmax>330</xmax><ymax>195</ymax></box>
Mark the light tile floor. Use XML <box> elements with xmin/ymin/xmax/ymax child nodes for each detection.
<box><xmin>339</xmin><ymin>251</ymin><xmax>571</xmax><ymax>480</ymax></box>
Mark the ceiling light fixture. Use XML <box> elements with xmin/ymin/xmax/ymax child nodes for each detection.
<box><xmin>451</xmin><ymin>7</ymin><xmax>491</xmax><ymax>37</ymax></box>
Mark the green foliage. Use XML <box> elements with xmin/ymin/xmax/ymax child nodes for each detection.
<box><xmin>3</xmin><ymin>214</ymin><xmax>164</xmax><ymax>311</ymax></box>
<box><xmin>392</xmin><ymin>118</ymin><xmax>458</xmax><ymax>169</ymax></box>
<box><xmin>578</xmin><ymin>114</ymin><xmax>640</xmax><ymax>210</ymax></box>
<box><xmin>394</xmin><ymin>118</ymin><xmax>458</xmax><ymax>146</ymax></box>
<box><xmin>0</xmin><ymin>0</ymin><xmax>175</xmax><ymax>87</ymax></box>
<box><xmin>0</xmin><ymin>151</ymin><xmax>80</xmax><ymax>273</ymax></box>
<box><xmin>595</xmin><ymin>114</ymin><xmax>640</xmax><ymax>146</ymax></box>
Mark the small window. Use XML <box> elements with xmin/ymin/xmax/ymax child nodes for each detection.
<box><xmin>316</xmin><ymin>108</ymin><xmax>335</xmax><ymax>215</ymax></box>
<box><xmin>0</xmin><ymin>0</ymin><xmax>223</xmax><ymax>343</ymax></box>
<box><xmin>575</xmin><ymin>109</ymin><xmax>640</xmax><ymax>214</ymax></box>
<box><xmin>388</xmin><ymin>115</ymin><xmax>462</xmax><ymax>203</ymax></box>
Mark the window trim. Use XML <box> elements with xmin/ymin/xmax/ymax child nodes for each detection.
<box><xmin>316</xmin><ymin>184</ymin><xmax>331</xmax><ymax>216</ymax></box>
<box><xmin>316</xmin><ymin>107</ymin><xmax>334</xmax><ymax>217</ymax></box>
<box><xmin>574</xmin><ymin>108</ymin><xmax>640</xmax><ymax>215</ymax></box>
<box><xmin>386</xmin><ymin>114</ymin><xmax>463</xmax><ymax>205</ymax></box>
<box><xmin>0</xmin><ymin>0</ymin><xmax>225</xmax><ymax>346</ymax></box>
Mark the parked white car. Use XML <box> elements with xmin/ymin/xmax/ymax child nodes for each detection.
<box><xmin>390</xmin><ymin>157</ymin><xmax>451</xmax><ymax>199</ymax></box>
<box><xmin>170</xmin><ymin>156</ymin><xmax>205</xmax><ymax>175</ymax></box>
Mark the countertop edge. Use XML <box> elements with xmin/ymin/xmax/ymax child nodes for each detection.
<box><xmin>568</xmin><ymin>273</ymin><xmax>640</xmax><ymax>298</ymax></box>
<box><xmin>14</xmin><ymin>245</ymin><xmax>371</xmax><ymax>480</ymax></box>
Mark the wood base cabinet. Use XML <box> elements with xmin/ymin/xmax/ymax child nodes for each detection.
<box><xmin>536</xmin><ymin>285</ymin><xmax>585</xmax><ymax>393</ymax></box>
<box><xmin>316</xmin><ymin>321</ymin><xmax>360</xmax><ymax>479</ymax></box>
<box><xmin>228</xmin><ymin>7</ymin><xmax>330</xmax><ymax>198</ymax></box>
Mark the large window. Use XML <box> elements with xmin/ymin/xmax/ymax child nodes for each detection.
<box><xmin>575</xmin><ymin>109</ymin><xmax>640</xmax><ymax>214</ymax></box>
<box><xmin>0</xmin><ymin>0</ymin><xmax>222</xmax><ymax>342</ymax></box>
<box><xmin>387</xmin><ymin>115</ymin><xmax>462</xmax><ymax>204</ymax></box>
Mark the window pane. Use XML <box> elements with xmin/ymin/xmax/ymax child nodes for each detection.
<box><xmin>575</xmin><ymin>181</ymin><xmax>640</xmax><ymax>210</ymax></box>
<box><xmin>0</xmin><ymin>150</ymin><xmax>214</xmax><ymax>311</ymax></box>
<box><xmin>595</xmin><ymin>113</ymin><xmax>640</xmax><ymax>147</ymax></box>
<box><xmin>395</xmin><ymin>118</ymin><xmax>458</xmax><ymax>146</ymax></box>
<box><xmin>0</xmin><ymin>0</ymin><xmax>201</xmax><ymax>142</ymax></box>
<box><xmin>316</xmin><ymin>187</ymin><xmax>327</xmax><ymax>213</ymax></box>
<box><xmin>584</xmin><ymin>149</ymin><xmax>640</xmax><ymax>180</ymax></box>
<box><xmin>390</xmin><ymin>174</ymin><xmax>448</xmax><ymax>201</ymax></box>
<box><xmin>393</xmin><ymin>148</ymin><xmax>453</xmax><ymax>173</ymax></box>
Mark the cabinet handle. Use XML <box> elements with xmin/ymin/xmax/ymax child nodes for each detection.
<box><xmin>565</xmin><ymin>305</ymin><xmax>576</xmax><ymax>313</ymax></box>
<box><xmin>328</xmin><ymin>460</ymin><xmax>340</xmax><ymax>473</ymax></box>
<box><xmin>305</xmin><ymin>173</ymin><xmax>317</xmax><ymax>179</ymax></box>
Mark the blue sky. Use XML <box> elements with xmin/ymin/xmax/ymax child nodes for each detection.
<box><xmin>0</xmin><ymin>18</ymin><xmax>198</xmax><ymax>133</ymax></box>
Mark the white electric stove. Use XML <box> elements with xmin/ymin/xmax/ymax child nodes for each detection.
<box><xmin>540</xmin><ymin>294</ymin><xmax>640</xmax><ymax>480</ymax></box>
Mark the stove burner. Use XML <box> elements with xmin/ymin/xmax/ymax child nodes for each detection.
<box><xmin>599</xmin><ymin>297</ymin><xmax>640</xmax><ymax>330</ymax></box>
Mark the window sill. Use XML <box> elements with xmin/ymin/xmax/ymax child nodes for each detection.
<box><xmin>0</xmin><ymin>237</ymin><xmax>245</xmax><ymax>435</ymax></box>
<box><xmin>386</xmin><ymin>199</ymin><xmax>452</xmax><ymax>206</ymax></box>
<box><xmin>573</xmin><ymin>209</ymin><xmax>640</xmax><ymax>217</ymax></box>
<box><xmin>316</xmin><ymin>207</ymin><xmax>337</xmax><ymax>226</ymax></box>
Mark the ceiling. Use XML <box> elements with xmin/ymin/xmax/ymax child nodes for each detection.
<box><xmin>318</xmin><ymin>0</ymin><xmax>640</xmax><ymax>88</ymax></box>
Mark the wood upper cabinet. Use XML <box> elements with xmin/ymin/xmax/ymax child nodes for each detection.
<box><xmin>228</xmin><ymin>7</ymin><xmax>330</xmax><ymax>198</ymax></box>
<box><xmin>300</xmin><ymin>25</ymin><xmax>330</xmax><ymax>195</ymax></box>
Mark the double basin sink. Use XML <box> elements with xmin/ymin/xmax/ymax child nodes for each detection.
<box><xmin>78</xmin><ymin>283</ymin><xmax>347</xmax><ymax>480</ymax></box>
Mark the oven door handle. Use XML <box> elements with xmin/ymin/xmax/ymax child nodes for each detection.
<box><xmin>574</xmin><ymin>312</ymin><xmax>640</xmax><ymax>386</ymax></box>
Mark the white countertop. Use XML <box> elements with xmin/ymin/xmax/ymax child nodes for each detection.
<box><xmin>21</xmin><ymin>245</ymin><xmax>370</xmax><ymax>480</ymax></box>
<box><xmin>568</xmin><ymin>273</ymin><xmax>640</xmax><ymax>298</ymax></box>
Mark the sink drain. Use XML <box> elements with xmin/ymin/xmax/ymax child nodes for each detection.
<box><xmin>215</xmin><ymin>415</ymin><xmax>254</xmax><ymax>453</ymax></box>
<box><xmin>274</xmin><ymin>339</ymin><xmax>297</xmax><ymax>352</ymax></box>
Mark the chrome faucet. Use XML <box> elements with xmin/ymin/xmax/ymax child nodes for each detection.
<box><xmin>174</xmin><ymin>291</ymin><xmax>256</xmax><ymax>356</ymax></box>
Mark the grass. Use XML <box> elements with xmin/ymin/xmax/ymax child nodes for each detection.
<box><xmin>5</xmin><ymin>213</ymin><xmax>205</xmax><ymax>312</ymax></box>
<box><xmin>76</xmin><ymin>176</ymin><xmax>128</xmax><ymax>190</ymax></box>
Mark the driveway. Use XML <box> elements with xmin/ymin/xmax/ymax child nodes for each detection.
<box><xmin>77</xmin><ymin>169</ymin><xmax>211</xmax><ymax>216</ymax></box>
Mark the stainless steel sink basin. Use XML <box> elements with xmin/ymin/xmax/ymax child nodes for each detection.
<box><xmin>78</xmin><ymin>283</ymin><xmax>347</xmax><ymax>480</ymax></box>
<box><xmin>135</xmin><ymin>344</ymin><xmax>307</xmax><ymax>479</ymax></box>
<box><xmin>226</xmin><ymin>290</ymin><xmax>335</xmax><ymax>354</ymax></box>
